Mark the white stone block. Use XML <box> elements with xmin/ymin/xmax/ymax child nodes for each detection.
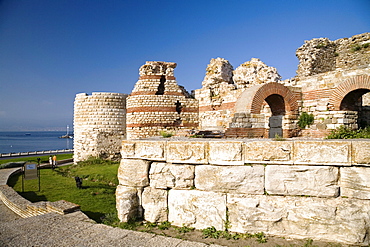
<box><xmin>168</xmin><ymin>190</ymin><xmax>226</xmax><ymax>230</ymax></box>
<box><xmin>134</xmin><ymin>141</ymin><xmax>166</xmax><ymax>161</ymax></box>
<box><xmin>352</xmin><ymin>141</ymin><xmax>370</xmax><ymax>166</ymax></box>
<box><xmin>208</xmin><ymin>141</ymin><xmax>244</xmax><ymax>165</ymax></box>
<box><xmin>195</xmin><ymin>165</ymin><xmax>264</xmax><ymax>194</ymax></box>
<box><xmin>167</xmin><ymin>141</ymin><xmax>208</xmax><ymax>164</ymax></box>
<box><xmin>118</xmin><ymin>159</ymin><xmax>150</xmax><ymax>187</ymax></box>
<box><xmin>265</xmin><ymin>165</ymin><xmax>339</xmax><ymax>197</ymax></box>
<box><xmin>244</xmin><ymin>141</ymin><xmax>293</xmax><ymax>164</ymax></box>
<box><xmin>142</xmin><ymin>187</ymin><xmax>168</xmax><ymax>222</ymax></box>
<box><xmin>293</xmin><ymin>141</ymin><xmax>351</xmax><ymax>165</ymax></box>
<box><xmin>149</xmin><ymin>162</ymin><xmax>195</xmax><ymax>189</ymax></box>
<box><xmin>340</xmin><ymin>167</ymin><xmax>370</xmax><ymax>199</ymax></box>
<box><xmin>227</xmin><ymin>194</ymin><xmax>370</xmax><ymax>245</ymax></box>
<box><xmin>116</xmin><ymin>185</ymin><xmax>139</xmax><ymax>222</ymax></box>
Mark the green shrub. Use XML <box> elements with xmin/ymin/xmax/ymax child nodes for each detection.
<box><xmin>297</xmin><ymin>112</ymin><xmax>314</xmax><ymax>129</ymax></box>
<box><xmin>159</xmin><ymin>130</ymin><xmax>174</xmax><ymax>138</ymax></box>
<box><xmin>326</xmin><ymin>125</ymin><xmax>370</xmax><ymax>139</ymax></box>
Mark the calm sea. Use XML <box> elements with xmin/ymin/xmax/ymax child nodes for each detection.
<box><xmin>0</xmin><ymin>131</ymin><xmax>73</xmax><ymax>154</ymax></box>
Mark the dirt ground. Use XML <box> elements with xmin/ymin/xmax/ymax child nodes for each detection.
<box><xmin>135</xmin><ymin>225</ymin><xmax>343</xmax><ymax>247</ymax></box>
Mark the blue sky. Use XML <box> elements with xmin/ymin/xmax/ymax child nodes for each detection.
<box><xmin>0</xmin><ymin>0</ymin><xmax>369</xmax><ymax>131</ymax></box>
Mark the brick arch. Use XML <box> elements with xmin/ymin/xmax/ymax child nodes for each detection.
<box><xmin>235</xmin><ymin>82</ymin><xmax>299</xmax><ymax>114</ymax></box>
<box><xmin>329</xmin><ymin>75</ymin><xmax>370</xmax><ymax>110</ymax></box>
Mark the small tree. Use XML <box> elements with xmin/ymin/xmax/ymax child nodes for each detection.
<box><xmin>297</xmin><ymin>112</ymin><xmax>314</xmax><ymax>129</ymax></box>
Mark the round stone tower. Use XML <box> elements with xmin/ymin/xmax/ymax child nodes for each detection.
<box><xmin>73</xmin><ymin>92</ymin><xmax>127</xmax><ymax>162</ymax></box>
<box><xmin>126</xmin><ymin>61</ymin><xmax>198</xmax><ymax>139</ymax></box>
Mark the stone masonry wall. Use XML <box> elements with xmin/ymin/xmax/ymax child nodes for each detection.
<box><xmin>73</xmin><ymin>92</ymin><xmax>127</xmax><ymax>162</ymax></box>
<box><xmin>117</xmin><ymin>139</ymin><xmax>370</xmax><ymax>246</ymax></box>
<box><xmin>296</xmin><ymin>68</ymin><xmax>370</xmax><ymax>137</ymax></box>
<box><xmin>296</xmin><ymin>32</ymin><xmax>370</xmax><ymax>78</ymax></box>
<box><xmin>126</xmin><ymin>61</ymin><xmax>198</xmax><ymax>139</ymax></box>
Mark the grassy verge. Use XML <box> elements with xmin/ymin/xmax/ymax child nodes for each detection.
<box><xmin>0</xmin><ymin>153</ymin><xmax>73</xmax><ymax>165</ymax></box>
<box><xmin>7</xmin><ymin>158</ymin><xmax>119</xmax><ymax>223</ymax></box>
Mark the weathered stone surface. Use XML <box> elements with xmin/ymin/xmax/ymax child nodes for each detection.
<box><xmin>227</xmin><ymin>194</ymin><xmax>370</xmax><ymax>245</ymax></box>
<box><xmin>116</xmin><ymin>185</ymin><xmax>139</xmax><ymax>222</ymax></box>
<box><xmin>293</xmin><ymin>141</ymin><xmax>350</xmax><ymax>165</ymax></box>
<box><xmin>352</xmin><ymin>141</ymin><xmax>370</xmax><ymax>166</ymax></box>
<box><xmin>142</xmin><ymin>187</ymin><xmax>168</xmax><ymax>222</ymax></box>
<box><xmin>208</xmin><ymin>141</ymin><xmax>243</xmax><ymax>165</ymax></box>
<box><xmin>167</xmin><ymin>141</ymin><xmax>208</xmax><ymax>164</ymax></box>
<box><xmin>244</xmin><ymin>141</ymin><xmax>293</xmax><ymax>164</ymax></box>
<box><xmin>340</xmin><ymin>167</ymin><xmax>370</xmax><ymax>199</ymax></box>
<box><xmin>265</xmin><ymin>165</ymin><xmax>339</xmax><ymax>197</ymax></box>
<box><xmin>118</xmin><ymin>159</ymin><xmax>150</xmax><ymax>187</ymax></box>
<box><xmin>233</xmin><ymin>58</ymin><xmax>281</xmax><ymax>88</ymax></box>
<box><xmin>149</xmin><ymin>162</ymin><xmax>195</xmax><ymax>189</ymax></box>
<box><xmin>168</xmin><ymin>190</ymin><xmax>226</xmax><ymax>230</ymax></box>
<box><xmin>133</xmin><ymin>141</ymin><xmax>166</xmax><ymax>161</ymax></box>
<box><xmin>120</xmin><ymin>141</ymin><xmax>135</xmax><ymax>158</ymax></box>
<box><xmin>201</xmin><ymin>57</ymin><xmax>233</xmax><ymax>88</ymax></box>
<box><xmin>195</xmin><ymin>165</ymin><xmax>264</xmax><ymax>194</ymax></box>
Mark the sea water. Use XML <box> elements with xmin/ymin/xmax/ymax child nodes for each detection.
<box><xmin>0</xmin><ymin>131</ymin><xmax>73</xmax><ymax>154</ymax></box>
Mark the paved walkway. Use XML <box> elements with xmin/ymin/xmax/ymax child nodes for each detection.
<box><xmin>0</xmin><ymin>168</ymin><xmax>223</xmax><ymax>247</ymax></box>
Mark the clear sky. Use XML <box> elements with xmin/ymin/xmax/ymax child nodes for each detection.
<box><xmin>0</xmin><ymin>0</ymin><xmax>369</xmax><ymax>131</ymax></box>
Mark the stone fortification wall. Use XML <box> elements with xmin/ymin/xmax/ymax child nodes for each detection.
<box><xmin>296</xmin><ymin>32</ymin><xmax>370</xmax><ymax>78</ymax></box>
<box><xmin>126</xmin><ymin>61</ymin><xmax>198</xmax><ymax>139</ymax></box>
<box><xmin>194</xmin><ymin>58</ymin><xmax>282</xmax><ymax>131</ymax></box>
<box><xmin>73</xmin><ymin>92</ymin><xmax>127</xmax><ymax>162</ymax></box>
<box><xmin>117</xmin><ymin>139</ymin><xmax>370</xmax><ymax>246</ymax></box>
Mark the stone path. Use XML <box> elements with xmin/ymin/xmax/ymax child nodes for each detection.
<box><xmin>0</xmin><ymin>168</ymin><xmax>223</xmax><ymax>247</ymax></box>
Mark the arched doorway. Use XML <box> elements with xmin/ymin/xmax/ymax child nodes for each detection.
<box><xmin>330</xmin><ymin>75</ymin><xmax>370</xmax><ymax>128</ymax></box>
<box><xmin>230</xmin><ymin>82</ymin><xmax>299</xmax><ymax>138</ymax></box>
<box><xmin>265</xmin><ymin>94</ymin><xmax>286</xmax><ymax>137</ymax></box>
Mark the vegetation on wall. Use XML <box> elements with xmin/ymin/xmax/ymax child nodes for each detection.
<box><xmin>297</xmin><ymin>112</ymin><xmax>314</xmax><ymax>129</ymax></box>
<box><xmin>326</xmin><ymin>125</ymin><xmax>370</xmax><ymax>139</ymax></box>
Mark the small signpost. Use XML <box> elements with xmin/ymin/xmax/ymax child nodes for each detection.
<box><xmin>22</xmin><ymin>158</ymin><xmax>41</xmax><ymax>192</ymax></box>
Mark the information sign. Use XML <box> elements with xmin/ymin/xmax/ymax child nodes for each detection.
<box><xmin>24</xmin><ymin>163</ymin><xmax>38</xmax><ymax>180</ymax></box>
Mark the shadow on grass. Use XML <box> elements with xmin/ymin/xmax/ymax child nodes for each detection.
<box><xmin>18</xmin><ymin>191</ymin><xmax>47</xmax><ymax>203</ymax></box>
<box><xmin>83</xmin><ymin>211</ymin><xmax>105</xmax><ymax>223</ymax></box>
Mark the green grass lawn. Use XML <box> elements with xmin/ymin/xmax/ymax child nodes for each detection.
<box><xmin>7</xmin><ymin>158</ymin><xmax>119</xmax><ymax>223</ymax></box>
<box><xmin>0</xmin><ymin>153</ymin><xmax>73</xmax><ymax>165</ymax></box>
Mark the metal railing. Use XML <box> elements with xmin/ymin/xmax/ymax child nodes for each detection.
<box><xmin>0</xmin><ymin>149</ymin><xmax>74</xmax><ymax>158</ymax></box>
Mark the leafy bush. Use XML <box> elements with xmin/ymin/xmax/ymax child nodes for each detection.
<box><xmin>297</xmin><ymin>112</ymin><xmax>314</xmax><ymax>129</ymax></box>
<box><xmin>326</xmin><ymin>125</ymin><xmax>370</xmax><ymax>139</ymax></box>
<box><xmin>159</xmin><ymin>130</ymin><xmax>174</xmax><ymax>138</ymax></box>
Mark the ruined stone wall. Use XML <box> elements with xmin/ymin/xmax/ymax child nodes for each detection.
<box><xmin>73</xmin><ymin>92</ymin><xmax>127</xmax><ymax>162</ymax></box>
<box><xmin>296</xmin><ymin>33</ymin><xmax>370</xmax><ymax>78</ymax></box>
<box><xmin>194</xmin><ymin>58</ymin><xmax>282</xmax><ymax>131</ymax></box>
<box><xmin>117</xmin><ymin>139</ymin><xmax>370</xmax><ymax>246</ymax></box>
<box><xmin>126</xmin><ymin>61</ymin><xmax>198</xmax><ymax>139</ymax></box>
<box><xmin>296</xmin><ymin>68</ymin><xmax>370</xmax><ymax>137</ymax></box>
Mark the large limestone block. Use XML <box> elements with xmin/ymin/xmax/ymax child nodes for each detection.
<box><xmin>118</xmin><ymin>159</ymin><xmax>150</xmax><ymax>187</ymax></box>
<box><xmin>227</xmin><ymin>194</ymin><xmax>370</xmax><ymax>245</ymax></box>
<box><xmin>167</xmin><ymin>141</ymin><xmax>208</xmax><ymax>164</ymax></box>
<box><xmin>208</xmin><ymin>141</ymin><xmax>244</xmax><ymax>165</ymax></box>
<box><xmin>116</xmin><ymin>185</ymin><xmax>139</xmax><ymax>222</ymax></box>
<box><xmin>121</xmin><ymin>141</ymin><xmax>166</xmax><ymax>161</ymax></box>
<box><xmin>142</xmin><ymin>187</ymin><xmax>168</xmax><ymax>222</ymax></box>
<box><xmin>352</xmin><ymin>141</ymin><xmax>370</xmax><ymax>166</ymax></box>
<box><xmin>149</xmin><ymin>162</ymin><xmax>195</xmax><ymax>189</ymax></box>
<box><xmin>195</xmin><ymin>165</ymin><xmax>264</xmax><ymax>194</ymax></box>
<box><xmin>244</xmin><ymin>141</ymin><xmax>293</xmax><ymax>164</ymax></box>
<box><xmin>340</xmin><ymin>167</ymin><xmax>370</xmax><ymax>199</ymax></box>
<box><xmin>293</xmin><ymin>141</ymin><xmax>351</xmax><ymax>165</ymax></box>
<box><xmin>168</xmin><ymin>190</ymin><xmax>226</xmax><ymax>230</ymax></box>
<box><xmin>265</xmin><ymin>165</ymin><xmax>339</xmax><ymax>197</ymax></box>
